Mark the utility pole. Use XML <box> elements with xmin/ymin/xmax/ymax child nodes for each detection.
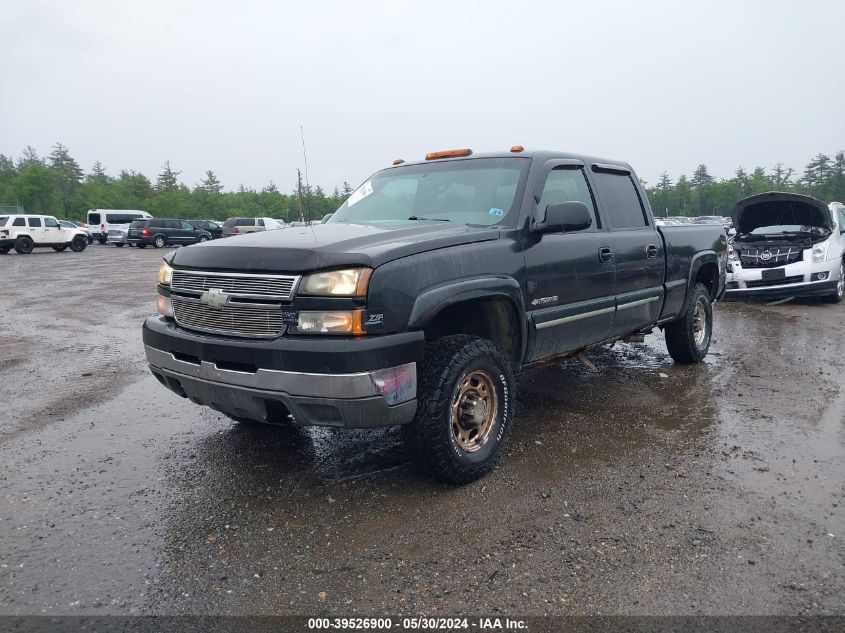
<box><xmin>297</xmin><ymin>169</ymin><xmax>304</xmax><ymax>223</ymax></box>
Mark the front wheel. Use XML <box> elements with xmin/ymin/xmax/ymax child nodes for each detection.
<box><xmin>665</xmin><ymin>282</ymin><xmax>712</xmax><ymax>364</ymax></box>
<box><xmin>69</xmin><ymin>236</ymin><xmax>87</xmax><ymax>252</ymax></box>
<box><xmin>822</xmin><ymin>261</ymin><xmax>844</xmax><ymax>304</ymax></box>
<box><xmin>199</xmin><ymin>235</ymin><xmax>208</xmax><ymax>242</ymax></box>
<box><xmin>403</xmin><ymin>335</ymin><xmax>515</xmax><ymax>484</ymax></box>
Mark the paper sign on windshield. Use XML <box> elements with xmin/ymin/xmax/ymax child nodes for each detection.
<box><xmin>347</xmin><ymin>180</ymin><xmax>373</xmax><ymax>207</ymax></box>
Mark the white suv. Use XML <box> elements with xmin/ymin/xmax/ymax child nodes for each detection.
<box><xmin>0</xmin><ymin>214</ymin><xmax>89</xmax><ymax>255</ymax></box>
<box><xmin>726</xmin><ymin>193</ymin><xmax>845</xmax><ymax>303</ymax></box>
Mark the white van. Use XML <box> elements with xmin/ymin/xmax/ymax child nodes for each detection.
<box><xmin>87</xmin><ymin>209</ymin><xmax>152</xmax><ymax>244</ymax></box>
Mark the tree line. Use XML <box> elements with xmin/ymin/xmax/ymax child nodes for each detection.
<box><xmin>646</xmin><ymin>152</ymin><xmax>845</xmax><ymax>217</ymax></box>
<box><xmin>0</xmin><ymin>144</ymin><xmax>351</xmax><ymax>222</ymax></box>
<box><xmin>2</xmin><ymin>143</ymin><xmax>844</xmax><ymax>222</ymax></box>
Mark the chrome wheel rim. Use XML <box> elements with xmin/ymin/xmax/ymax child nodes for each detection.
<box><xmin>838</xmin><ymin>264</ymin><xmax>844</xmax><ymax>298</ymax></box>
<box><xmin>693</xmin><ymin>298</ymin><xmax>708</xmax><ymax>347</ymax></box>
<box><xmin>451</xmin><ymin>370</ymin><xmax>497</xmax><ymax>453</ymax></box>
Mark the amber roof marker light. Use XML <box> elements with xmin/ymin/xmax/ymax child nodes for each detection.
<box><xmin>510</xmin><ymin>145</ymin><xmax>525</xmax><ymax>153</ymax></box>
<box><xmin>425</xmin><ymin>148</ymin><xmax>473</xmax><ymax>161</ymax></box>
<box><xmin>392</xmin><ymin>159</ymin><xmax>405</xmax><ymax>165</ymax></box>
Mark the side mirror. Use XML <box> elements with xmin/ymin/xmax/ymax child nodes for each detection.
<box><xmin>532</xmin><ymin>201</ymin><xmax>592</xmax><ymax>234</ymax></box>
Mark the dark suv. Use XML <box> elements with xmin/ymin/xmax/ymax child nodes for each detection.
<box><xmin>188</xmin><ymin>220</ymin><xmax>223</xmax><ymax>239</ymax></box>
<box><xmin>127</xmin><ymin>219</ymin><xmax>212</xmax><ymax>248</ymax></box>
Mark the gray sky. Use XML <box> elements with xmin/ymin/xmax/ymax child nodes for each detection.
<box><xmin>2</xmin><ymin>0</ymin><xmax>844</xmax><ymax>191</ymax></box>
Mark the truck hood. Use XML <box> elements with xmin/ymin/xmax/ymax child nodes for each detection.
<box><xmin>169</xmin><ymin>221</ymin><xmax>500</xmax><ymax>273</ymax></box>
<box><xmin>731</xmin><ymin>192</ymin><xmax>833</xmax><ymax>235</ymax></box>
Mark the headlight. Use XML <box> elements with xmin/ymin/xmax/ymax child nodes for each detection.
<box><xmin>158</xmin><ymin>261</ymin><xmax>173</xmax><ymax>285</ymax></box>
<box><xmin>728</xmin><ymin>245</ymin><xmax>738</xmax><ymax>261</ymax></box>
<box><xmin>299</xmin><ymin>268</ymin><xmax>371</xmax><ymax>296</ymax></box>
<box><xmin>292</xmin><ymin>310</ymin><xmax>365</xmax><ymax>335</ymax></box>
<box><xmin>812</xmin><ymin>242</ymin><xmax>829</xmax><ymax>263</ymax></box>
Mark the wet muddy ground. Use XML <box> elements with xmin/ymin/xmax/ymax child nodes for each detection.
<box><xmin>1</xmin><ymin>245</ymin><xmax>843</xmax><ymax>616</ymax></box>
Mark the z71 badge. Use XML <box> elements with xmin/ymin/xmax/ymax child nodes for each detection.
<box><xmin>364</xmin><ymin>312</ymin><xmax>385</xmax><ymax>329</ymax></box>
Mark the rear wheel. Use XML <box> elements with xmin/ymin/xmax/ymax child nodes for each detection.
<box><xmin>822</xmin><ymin>261</ymin><xmax>844</xmax><ymax>304</ymax></box>
<box><xmin>0</xmin><ymin>245</ymin><xmax>11</xmax><ymax>254</ymax></box>
<box><xmin>403</xmin><ymin>335</ymin><xmax>515</xmax><ymax>484</ymax></box>
<box><xmin>665</xmin><ymin>282</ymin><xmax>712</xmax><ymax>364</ymax></box>
<box><xmin>14</xmin><ymin>236</ymin><xmax>33</xmax><ymax>254</ymax></box>
<box><xmin>153</xmin><ymin>235</ymin><xmax>166</xmax><ymax>248</ymax></box>
<box><xmin>199</xmin><ymin>235</ymin><xmax>209</xmax><ymax>242</ymax></box>
<box><xmin>69</xmin><ymin>235</ymin><xmax>87</xmax><ymax>252</ymax></box>
<box><xmin>52</xmin><ymin>244</ymin><xmax>68</xmax><ymax>252</ymax></box>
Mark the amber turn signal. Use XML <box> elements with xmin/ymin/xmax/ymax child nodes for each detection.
<box><xmin>510</xmin><ymin>145</ymin><xmax>525</xmax><ymax>153</ymax></box>
<box><xmin>425</xmin><ymin>148</ymin><xmax>473</xmax><ymax>161</ymax></box>
<box><xmin>392</xmin><ymin>158</ymin><xmax>405</xmax><ymax>165</ymax></box>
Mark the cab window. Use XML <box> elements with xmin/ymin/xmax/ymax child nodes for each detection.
<box><xmin>13</xmin><ymin>217</ymin><xmax>26</xmax><ymax>227</ymax></box>
<box><xmin>44</xmin><ymin>217</ymin><xmax>59</xmax><ymax>228</ymax></box>
<box><xmin>592</xmin><ymin>171</ymin><xmax>649</xmax><ymax>229</ymax></box>
<box><xmin>537</xmin><ymin>167</ymin><xmax>600</xmax><ymax>229</ymax></box>
<box><xmin>28</xmin><ymin>217</ymin><xmax>42</xmax><ymax>227</ymax></box>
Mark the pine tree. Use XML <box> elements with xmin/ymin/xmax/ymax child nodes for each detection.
<box><xmin>690</xmin><ymin>165</ymin><xmax>713</xmax><ymax>214</ymax></box>
<box><xmin>17</xmin><ymin>146</ymin><xmax>42</xmax><ymax>169</ymax></box>
<box><xmin>156</xmin><ymin>160</ymin><xmax>181</xmax><ymax>191</ymax></box>
<box><xmin>201</xmin><ymin>170</ymin><xmax>223</xmax><ymax>194</ymax></box>
<box><xmin>90</xmin><ymin>161</ymin><xmax>111</xmax><ymax>184</ymax></box>
<box><xmin>770</xmin><ymin>163</ymin><xmax>793</xmax><ymax>188</ymax></box>
<box><xmin>48</xmin><ymin>143</ymin><xmax>84</xmax><ymax>215</ymax></box>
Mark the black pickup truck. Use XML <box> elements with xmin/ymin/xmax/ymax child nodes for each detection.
<box><xmin>142</xmin><ymin>148</ymin><xmax>726</xmax><ymax>483</ymax></box>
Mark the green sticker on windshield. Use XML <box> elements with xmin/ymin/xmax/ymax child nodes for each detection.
<box><xmin>489</xmin><ymin>207</ymin><xmax>504</xmax><ymax>216</ymax></box>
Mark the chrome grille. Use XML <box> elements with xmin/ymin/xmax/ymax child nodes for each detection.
<box><xmin>738</xmin><ymin>247</ymin><xmax>802</xmax><ymax>268</ymax></box>
<box><xmin>172</xmin><ymin>296</ymin><xmax>286</xmax><ymax>338</ymax></box>
<box><xmin>171</xmin><ymin>271</ymin><xmax>297</xmax><ymax>299</ymax></box>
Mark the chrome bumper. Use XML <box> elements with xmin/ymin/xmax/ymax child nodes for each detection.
<box><xmin>144</xmin><ymin>344</ymin><xmax>418</xmax><ymax>427</ymax></box>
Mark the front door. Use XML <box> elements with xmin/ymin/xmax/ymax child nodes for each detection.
<box><xmin>523</xmin><ymin>162</ymin><xmax>616</xmax><ymax>361</ymax></box>
<box><xmin>43</xmin><ymin>217</ymin><xmax>64</xmax><ymax>243</ymax></box>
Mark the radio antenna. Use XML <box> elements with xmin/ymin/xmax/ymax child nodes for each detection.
<box><xmin>300</xmin><ymin>125</ymin><xmax>311</xmax><ymax>222</ymax></box>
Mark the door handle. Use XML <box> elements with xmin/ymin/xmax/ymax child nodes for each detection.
<box><xmin>599</xmin><ymin>247</ymin><xmax>614</xmax><ymax>263</ymax></box>
<box><xmin>646</xmin><ymin>244</ymin><xmax>659</xmax><ymax>259</ymax></box>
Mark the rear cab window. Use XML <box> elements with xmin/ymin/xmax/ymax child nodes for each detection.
<box><xmin>591</xmin><ymin>167</ymin><xmax>649</xmax><ymax>229</ymax></box>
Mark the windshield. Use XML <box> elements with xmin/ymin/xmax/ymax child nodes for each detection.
<box><xmin>329</xmin><ymin>157</ymin><xmax>529</xmax><ymax>227</ymax></box>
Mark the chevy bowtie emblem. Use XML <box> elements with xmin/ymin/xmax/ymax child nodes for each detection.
<box><xmin>200</xmin><ymin>288</ymin><xmax>229</xmax><ymax>310</ymax></box>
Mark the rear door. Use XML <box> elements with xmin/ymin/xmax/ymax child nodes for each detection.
<box><xmin>589</xmin><ymin>164</ymin><xmax>664</xmax><ymax>337</ymax></box>
<box><xmin>27</xmin><ymin>217</ymin><xmax>48</xmax><ymax>243</ymax></box>
<box><xmin>523</xmin><ymin>161</ymin><xmax>616</xmax><ymax>360</ymax></box>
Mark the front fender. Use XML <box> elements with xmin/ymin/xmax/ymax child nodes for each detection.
<box><xmin>407</xmin><ymin>276</ymin><xmax>527</xmax><ymax>360</ymax></box>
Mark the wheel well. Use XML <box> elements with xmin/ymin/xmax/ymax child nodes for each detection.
<box><xmin>424</xmin><ymin>297</ymin><xmax>522</xmax><ymax>369</ymax></box>
<box><xmin>695</xmin><ymin>262</ymin><xmax>719</xmax><ymax>300</ymax></box>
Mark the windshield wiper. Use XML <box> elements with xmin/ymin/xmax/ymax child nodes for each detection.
<box><xmin>408</xmin><ymin>216</ymin><xmax>451</xmax><ymax>222</ymax></box>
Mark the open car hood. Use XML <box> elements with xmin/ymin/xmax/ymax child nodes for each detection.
<box><xmin>731</xmin><ymin>192</ymin><xmax>832</xmax><ymax>235</ymax></box>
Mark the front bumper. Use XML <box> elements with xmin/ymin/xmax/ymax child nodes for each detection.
<box><xmin>725</xmin><ymin>258</ymin><xmax>841</xmax><ymax>299</ymax></box>
<box><xmin>142</xmin><ymin>317</ymin><xmax>424</xmax><ymax>428</ymax></box>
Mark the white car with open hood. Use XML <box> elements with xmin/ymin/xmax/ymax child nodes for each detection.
<box><xmin>725</xmin><ymin>192</ymin><xmax>845</xmax><ymax>303</ymax></box>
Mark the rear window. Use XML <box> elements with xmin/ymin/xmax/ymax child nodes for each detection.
<box><xmin>130</xmin><ymin>220</ymin><xmax>146</xmax><ymax>228</ymax></box>
<box><xmin>13</xmin><ymin>217</ymin><xmax>26</xmax><ymax>226</ymax></box>
<box><xmin>88</xmin><ymin>212</ymin><xmax>101</xmax><ymax>224</ymax></box>
<box><xmin>222</xmin><ymin>218</ymin><xmax>238</xmax><ymax>228</ymax></box>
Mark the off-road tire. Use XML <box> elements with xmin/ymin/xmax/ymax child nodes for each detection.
<box><xmin>665</xmin><ymin>282</ymin><xmax>712</xmax><ymax>364</ymax></box>
<box><xmin>403</xmin><ymin>334</ymin><xmax>515</xmax><ymax>485</ymax></box>
<box><xmin>0</xmin><ymin>245</ymin><xmax>11</xmax><ymax>254</ymax></box>
<box><xmin>154</xmin><ymin>235</ymin><xmax>166</xmax><ymax>248</ymax></box>
<box><xmin>69</xmin><ymin>236</ymin><xmax>87</xmax><ymax>252</ymax></box>
<box><xmin>822</xmin><ymin>261</ymin><xmax>844</xmax><ymax>304</ymax></box>
<box><xmin>52</xmin><ymin>244</ymin><xmax>68</xmax><ymax>252</ymax></box>
<box><xmin>14</xmin><ymin>236</ymin><xmax>33</xmax><ymax>254</ymax></box>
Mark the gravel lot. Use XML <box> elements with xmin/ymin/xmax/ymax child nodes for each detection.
<box><xmin>1</xmin><ymin>244</ymin><xmax>843</xmax><ymax>616</ymax></box>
